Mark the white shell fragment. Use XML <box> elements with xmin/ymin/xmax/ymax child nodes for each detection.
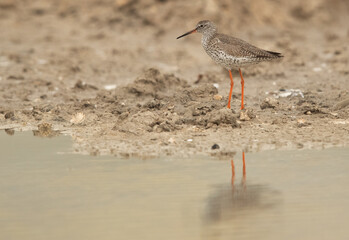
<box><xmin>70</xmin><ymin>112</ymin><xmax>86</xmax><ymax>124</ymax></box>
<box><xmin>104</xmin><ymin>84</ymin><xmax>117</xmax><ymax>90</ymax></box>
<box><xmin>267</xmin><ymin>89</ymin><xmax>304</xmax><ymax>98</ymax></box>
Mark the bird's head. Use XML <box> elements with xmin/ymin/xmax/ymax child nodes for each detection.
<box><xmin>195</xmin><ymin>20</ymin><xmax>216</xmax><ymax>33</ymax></box>
<box><xmin>177</xmin><ymin>20</ymin><xmax>216</xmax><ymax>39</ymax></box>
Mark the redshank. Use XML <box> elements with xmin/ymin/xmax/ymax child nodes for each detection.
<box><xmin>177</xmin><ymin>20</ymin><xmax>283</xmax><ymax>110</ymax></box>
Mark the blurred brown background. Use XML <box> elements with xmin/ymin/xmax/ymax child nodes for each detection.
<box><xmin>1</xmin><ymin>0</ymin><xmax>348</xmax><ymax>85</ymax></box>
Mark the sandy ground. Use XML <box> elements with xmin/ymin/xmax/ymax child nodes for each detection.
<box><xmin>0</xmin><ymin>0</ymin><xmax>348</xmax><ymax>158</ymax></box>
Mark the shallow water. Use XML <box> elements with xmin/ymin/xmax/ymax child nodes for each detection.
<box><xmin>1</xmin><ymin>131</ymin><xmax>349</xmax><ymax>240</ymax></box>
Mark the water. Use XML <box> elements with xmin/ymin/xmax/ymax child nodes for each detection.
<box><xmin>1</xmin><ymin>131</ymin><xmax>349</xmax><ymax>240</ymax></box>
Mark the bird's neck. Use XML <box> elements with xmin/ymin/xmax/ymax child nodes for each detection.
<box><xmin>201</xmin><ymin>29</ymin><xmax>217</xmax><ymax>48</ymax></box>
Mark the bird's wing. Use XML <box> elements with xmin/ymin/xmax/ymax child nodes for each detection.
<box><xmin>213</xmin><ymin>34</ymin><xmax>280</xmax><ymax>59</ymax></box>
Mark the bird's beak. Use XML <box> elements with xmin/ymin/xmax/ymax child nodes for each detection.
<box><xmin>176</xmin><ymin>28</ymin><xmax>197</xmax><ymax>39</ymax></box>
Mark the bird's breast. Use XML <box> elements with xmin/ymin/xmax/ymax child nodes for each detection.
<box><xmin>203</xmin><ymin>48</ymin><xmax>257</xmax><ymax>70</ymax></box>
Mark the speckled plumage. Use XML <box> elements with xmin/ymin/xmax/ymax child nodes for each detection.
<box><xmin>197</xmin><ymin>20</ymin><xmax>282</xmax><ymax>70</ymax></box>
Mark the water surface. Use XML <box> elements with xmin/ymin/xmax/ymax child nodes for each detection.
<box><xmin>1</xmin><ymin>131</ymin><xmax>349</xmax><ymax>240</ymax></box>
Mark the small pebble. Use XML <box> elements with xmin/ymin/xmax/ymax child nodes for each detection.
<box><xmin>4</xmin><ymin>111</ymin><xmax>15</xmax><ymax>119</ymax></box>
<box><xmin>211</xmin><ymin>144</ymin><xmax>220</xmax><ymax>150</ymax></box>
<box><xmin>240</xmin><ymin>111</ymin><xmax>250</xmax><ymax>121</ymax></box>
<box><xmin>297</xmin><ymin>118</ymin><xmax>310</xmax><ymax>127</ymax></box>
<box><xmin>239</xmin><ymin>109</ymin><xmax>255</xmax><ymax>121</ymax></box>
<box><xmin>70</xmin><ymin>112</ymin><xmax>85</xmax><ymax>124</ymax></box>
<box><xmin>213</xmin><ymin>94</ymin><xmax>222</xmax><ymax>100</ymax></box>
<box><xmin>260</xmin><ymin>97</ymin><xmax>278</xmax><ymax>109</ymax></box>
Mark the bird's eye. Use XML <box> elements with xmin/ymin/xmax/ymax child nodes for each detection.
<box><xmin>199</xmin><ymin>25</ymin><xmax>203</xmax><ymax>28</ymax></box>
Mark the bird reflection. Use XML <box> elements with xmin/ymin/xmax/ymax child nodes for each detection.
<box><xmin>204</xmin><ymin>152</ymin><xmax>280</xmax><ymax>225</ymax></box>
<box><xmin>231</xmin><ymin>151</ymin><xmax>246</xmax><ymax>188</ymax></box>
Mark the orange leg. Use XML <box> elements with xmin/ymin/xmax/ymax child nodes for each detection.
<box><xmin>239</xmin><ymin>68</ymin><xmax>245</xmax><ymax>110</ymax></box>
<box><xmin>242</xmin><ymin>151</ymin><xmax>246</xmax><ymax>189</ymax></box>
<box><xmin>242</xmin><ymin>151</ymin><xmax>246</xmax><ymax>177</ymax></box>
<box><xmin>227</xmin><ymin>70</ymin><xmax>234</xmax><ymax>109</ymax></box>
<box><xmin>231</xmin><ymin>159</ymin><xmax>235</xmax><ymax>185</ymax></box>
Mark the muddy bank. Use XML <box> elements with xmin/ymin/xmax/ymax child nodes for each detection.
<box><xmin>1</xmin><ymin>66</ymin><xmax>348</xmax><ymax>158</ymax></box>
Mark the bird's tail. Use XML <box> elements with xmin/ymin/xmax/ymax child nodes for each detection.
<box><xmin>267</xmin><ymin>51</ymin><xmax>283</xmax><ymax>58</ymax></box>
